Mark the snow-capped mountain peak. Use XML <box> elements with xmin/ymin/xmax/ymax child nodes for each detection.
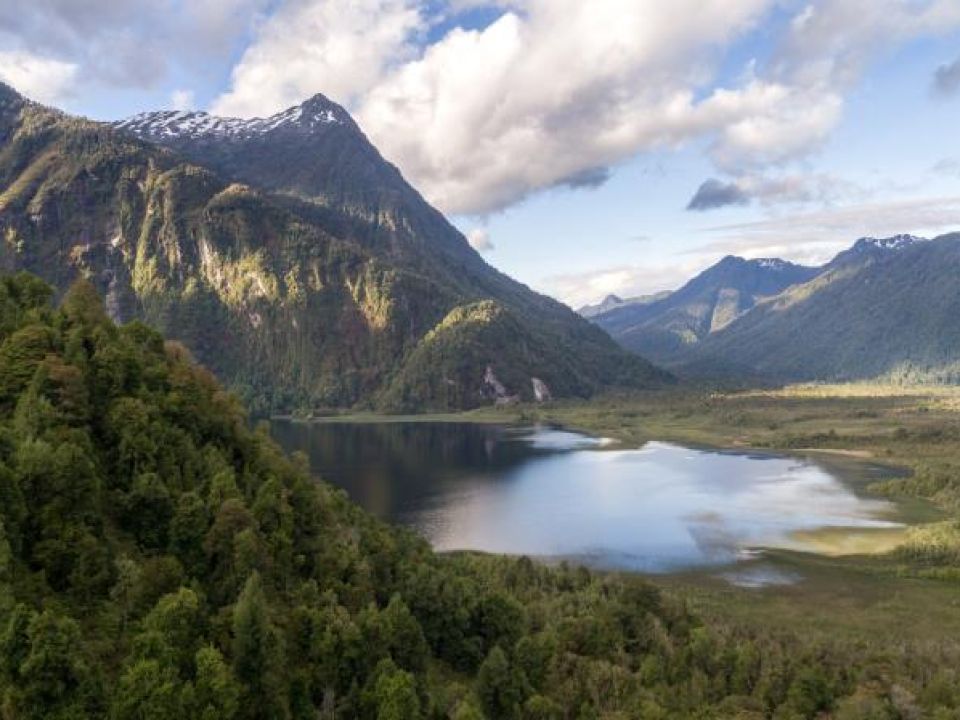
<box><xmin>113</xmin><ymin>94</ymin><xmax>346</xmax><ymax>141</ymax></box>
<box><xmin>855</xmin><ymin>234</ymin><xmax>926</xmax><ymax>252</ymax></box>
<box><xmin>752</xmin><ymin>258</ymin><xmax>791</xmax><ymax>270</ymax></box>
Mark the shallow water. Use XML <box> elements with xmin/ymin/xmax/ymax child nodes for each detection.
<box><xmin>270</xmin><ymin>421</ymin><xmax>902</xmax><ymax>572</ymax></box>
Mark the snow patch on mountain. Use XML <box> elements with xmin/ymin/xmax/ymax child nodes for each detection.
<box><xmin>855</xmin><ymin>234</ymin><xmax>927</xmax><ymax>251</ymax></box>
<box><xmin>752</xmin><ymin>258</ymin><xmax>793</xmax><ymax>270</ymax></box>
<box><xmin>114</xmin><ymin>97</ymin><xmax>343</xmax><ymax>141</ymax></box>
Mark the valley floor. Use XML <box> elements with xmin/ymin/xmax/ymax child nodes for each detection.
<box><xmin>292</xmin><ymin>384</ymin><xmax>960</xmax><ymax>647</ymax></box>
<box><xmin>503</xmin><ymin>384</ymin><xmax>960</xmax><ymax>645</ymax></box>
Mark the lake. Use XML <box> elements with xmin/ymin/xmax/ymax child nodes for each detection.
<box><xmin>270</xmin><ymin>421</ymin><xmax>905</xmax><ymax>573</ymax></box>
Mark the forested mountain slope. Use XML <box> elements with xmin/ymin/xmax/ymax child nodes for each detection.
<box><xmin>691</xmin><ymin>233</ymin><xmax>960</xmax><ymax>382</ymax></box>
<box><xmin>0</xmin><ymin>272</ymin><xmax>955</xmax><ymax>718</ymax></box>
<box><xmin>0</xmin><ymin>83</ymin><xmax>665</xmax><ymax>413</ymax></box>
<box><xmin>592</xmin><ymin>256</ymin><xmax>817</xmax><ymax>365</ymax></box>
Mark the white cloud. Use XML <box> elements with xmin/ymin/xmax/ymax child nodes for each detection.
<box><xmin>698</xmin><ymin>194</ymin><xmax>960</xmax><ymax>263</ymax></box>
<box><xmin>466</xmin><ymin>228</ymin><xmax>494</xmax><ymax>252</ymax></box>
<box><xmin>687</xmin><ymin>171</ymin><xmax>869</xmax><ymax>210</ymax></box>
<box><xmin>211</xmin><ymin>0</ymin><xmax>423</xmax><ymax>117</ymax></box>
<box><xmin>541</xmin><ymin>262</ymin><xmax>700</xmax><ymax>308</ymax></box>
<box><xmin>0</xmin><ymin>50</ymin><xmax>77</xmax><ymax>104</ymax></box>
<box><xmin>7</xmin><ymin>0</ymin><xmax>960</xmax><ymax>218</ymax></box>
<box><xmin>355</xmin><ymin>0</ymin><xmax>775</xmax><ymax>214</ymax></box>
<box><xmin>550</xmin><ymin>193</ymin><xmax>960</xmax><ymax>306</ymax></box>
<box><xmin>170</xmin><ymin>88</ymin><xmax>195</xmax><ymax>111</ymax></box>
<box><xmin>210</xmin><ymin>0</ymin><xmax>960</xmax><ymax>216</ymax></box>
<box><xmin>0</xmin><ymin>0</ymin><xmax>272</xmax><ymax>93</ymax></box>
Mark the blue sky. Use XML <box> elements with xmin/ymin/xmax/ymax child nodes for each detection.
<box><xmin>2</xmin><ymin>0</ymin><xmax>959</xmax><ymax>307</ymax></box>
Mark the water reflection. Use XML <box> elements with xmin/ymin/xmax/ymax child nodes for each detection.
<box><xmin>270</xmin><ymin>421</ymin><xmax>901</xmax><ymax>572</ymax></box>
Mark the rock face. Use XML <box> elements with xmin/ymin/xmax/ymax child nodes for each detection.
<box><xmin>0</xmin><ymin>82</ymin><xmax>669</xmax><ymax>412</ymax></box>
<box><xmin>532</xmin><ymin>377</ymin><xmax>552</xmax><ymax>403</ymax></box>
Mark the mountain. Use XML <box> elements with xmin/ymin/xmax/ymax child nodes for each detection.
<box><xmin>826</xmin><ymin>234</ymin><xmax>925</xmax><ymax>269</ymax></box>
<box><xmin>578</xmin><ymin>294</ymin><xmax>625</xmax><ymax>318</ymax></box>
<box><xmin>590</xmin><ymin>232</ymin><xmax>960</xmax><ymax>385</ymax></box>
<box><xmin>0</xmin><ymin>82</ymin><xmax>666</xmax><ymax>412</ymax></box>
<box><xmin>577</xmin><ymin>290</ymin><xmax>669</xmax><ymax>319</ymax></box>
<box><xmin>687</xmin><ymin>233</ymin><xmax>960</xmax><ymax>383</ymax></box>
<box><xmin>592</xmin><ymin>255</ymin><xmax>818</xmax><ymax>364</ymax></box>
<box><xmin>112</xmin><ymin>97</ymin><xmax>410</xmax><ymax>224</ymax></box>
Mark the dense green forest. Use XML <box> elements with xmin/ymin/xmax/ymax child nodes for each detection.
<box><xmin>1</xmin><ymin>272</ymin><xmax>959</xmax><ymax>719</ymax></box>
<box><xmin>0</xmin><ymin>81</ymin><xmax>664</xmax><ymax>415</ymax></box>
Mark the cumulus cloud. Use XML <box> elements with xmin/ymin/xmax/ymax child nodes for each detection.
<box><xmin>700</xmin><ymin>194</ymin><xmax>960</xmax><ymax>261</ymax></box>
<box><xmin>0</xmin><ymin>50</ymin><xmax>77</xmax><ymax>104</ymax></box>
<box><xmin>0</xmin><ymin>0</ymin><xmax>272</xmax><ymax>94</ymax></box>
<box><xmin>541</xmin><ymin>264</ymin><xmax>693</xmax><ymax>309</ymax></box>
<box><xmin>466</xmin><ymin>228</ymin><xmax>495</xmax><ymax>252</ymax></box>
<box><xmin>212</xmin><ymin>0</ymin><xmax>423</xmax><ymax>117</ymax></box>
<box><xmin>687</xmin><ymin>179</ymin><xmax>749</xmax><ymax>211</ymax></box>
<box><xmin>355</xmin><ymin>1</ymin><xmax>778</xmax><ymax>214</ymax></box>
<box><xmin>933</xmin><ymin>56</ymin><xmax>960</xmax><ymax>97</ymax></box>
<box><xmin>6</xmin><ymin>0</ymin><xmax>960</xmax><ymax>216</ymax></box>
<box><xmin>208</xmin><ymin>0</ymin><xmax>960</xmax><ymax>216</ymax></box>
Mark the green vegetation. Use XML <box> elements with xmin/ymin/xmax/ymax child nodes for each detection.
<box><xmin>0</xmin><ymin>81</ymin><xmax>665</xmax><ymax>416</ymax></box>
<box><xmin>4</xmin><ymin>274</ymin><xmax>960</xmax><ymax>718</ymax></box>
<box><xmin>593</xmin><ymin>256</ymin><xmax>817</xmax><ymax>368</ymax></box>
<box><xmin>689</xmin><ymin>236</ymin><xmax>960</xmax><ymax>383</ymax></box>
<box><xmin>592</xmin><ymin>235</ymin><xmax>960</xmax><ymax>387</ymax></box>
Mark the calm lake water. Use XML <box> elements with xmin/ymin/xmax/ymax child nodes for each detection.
<box><xmin>270</xmin><ymin>421</ymin><xmax>903</xmax><ymax>572</ymax></box>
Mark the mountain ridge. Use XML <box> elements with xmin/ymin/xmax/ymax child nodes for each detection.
<box><xmin>687</xmin><ymin>232</ymin><xmax>957</xmax><ymax>382</ymax></box>
<box><xmin>588</xmin><ymin>232</ymin><xmax>960</xmax><ymax>385</ymax></box>
<box><xmin>0</xmin><ymin>82</ymin><xmax>668</xmax><ymax>412</ymax></box>
<box><xmin>591</xmin><ymin>254</ymin><xmax>818</xmax><ymax>364</ymax></box>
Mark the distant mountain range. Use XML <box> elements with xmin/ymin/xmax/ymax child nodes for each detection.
<box><xmin>0</xmin><ymin>82</ymin><xmax>667</xmax><ymax>412</ymax></box>
<box><xmin>590</xmin><ymin>255</ymin><xmax>819</xmax><ymax>363</ymax></box>
<box><xmin>587</xmin><ymin>233</ymin><xmax>960</xmax><ymax>384</ymax></box>
<box><xmin>577</xmin><ymin>291</ymin><xmax>669</xmax><ymax>319</ymax></box>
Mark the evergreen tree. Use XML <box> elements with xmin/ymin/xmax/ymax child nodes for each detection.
<box><xmin>232</xmin><ymin>572</ymin><xmax>289</xmax><ymax>720</ymax></box>
<box><xmin>476</xmin><ymin>646</ymin><xmax>527</xmax><ymax>720</ymax></box>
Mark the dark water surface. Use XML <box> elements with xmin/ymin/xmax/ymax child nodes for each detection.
<box><xmin>270</xmin><ymin>421</ymin><xmax>902</xmax><ymax>572</ymax></box>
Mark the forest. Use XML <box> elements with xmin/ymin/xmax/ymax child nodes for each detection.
<box><xmin>0</xmin><ymin>272</ymin><xmax>959</xmax><ymax>719</ymax></box>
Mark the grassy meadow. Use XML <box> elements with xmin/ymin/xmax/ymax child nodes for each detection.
<box><xmin>287</xmin><ymin>384</ymin><xmax>960</xmax><ymax>646</ymax></box>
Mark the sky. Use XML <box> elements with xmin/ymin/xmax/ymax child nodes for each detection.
<box><xmin>2</xmin><ymin>0</ymin><xmax>960</xmax><ymax>308</ymax></box>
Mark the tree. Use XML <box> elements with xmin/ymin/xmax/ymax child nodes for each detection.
<box><xmin>372</xmin><ymin>664</ymin><xmax>421</xmax><ymax>720</ymax></box>
<box><xmin>476</xmin><ymin>646</ymin><xmax>527</xmax><ymax>720</ymax></box>
<box><xmin>68</xmin><ymin>529</ymin><xmax>113</xmax><ymax>603</ymax></box>
<box><xmin>452</xmin><ymin>699</ymin><xmax>485</xmax><ymax>720</ymax></box>
<box><xmin>0</xmin><ymin>462</ymin><xmax>25</xmax><ymax>554</ymax></box>
<box><xmin>111</xmin><ymin>658</ymin><xmax>183</xmax><ymax>720</ymax></box>
<box><xmin>785</xmin><ymin>667</ymin><xmax>834</xmax><ymax>718</ymax></box>
<box><xmin>142</xmin><ymin>588</ymin><xmax>205</xmax><ymax>676</ymax></box>
<box><xmin>204</xmin><ymin>499</ymin><xmax>256</xmax><ymax>603</ymax></box>
<box><xmin>189</xmin><ymin>645</ymin><xmax>241</xmax><ymax>720</ymax></box>
<box><xmin>125</xmin><ymin>473</ymin><xmax>174</xmax><ymax>550</ymax></box>
<box><xmin>0</xmin><ymin>519</ymin><xmax>13</xmax><ymax>593</ymax></box>
<box><xmin>524</xmin><ymin>694</ymin><xmax>563</xmax><ymax>720</ymax></box>
<box><xmin>0</xmin><ymin>603</ymin><xmax>33</xmax><ymax>684</ymax></box>
<box><xmin>18</xmin><ymin>610</ymin><xmax>98</xmax><ymax>719</ymax></box>
<box><xmin>381</xmin><ymin>595</ymin><xmax>429</xmax><ymax>673</ymax></box>
<box><xmin>111</xmin><ymin>556</ymin><xmax>142</xmax><ymax>632</ymax></box>
<box><xmin>232</xmin><ymin>572</ymin><xmax>288</xmax><ymax>720</ymax></box>
<box><xmin>475</xmin><ymin>591</ymin><xmax>526</xmax><ymax>654</ymax></box>
<box><xmin>169</xmin><ymin>491</ymin><xmax>209</xmax><ymax>576</ymax></box>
